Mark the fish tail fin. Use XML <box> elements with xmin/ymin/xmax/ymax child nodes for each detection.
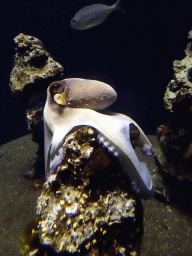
<box><xmin>113</xmin><ymin>0</ymin><xmax>126</xmax><ymax>13</ymax></box>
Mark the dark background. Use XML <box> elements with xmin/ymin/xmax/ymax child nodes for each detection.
<box><xmin>1</xmin><ymin>0</ymin><xmax>192</xmax><ymax>145</ymax></box>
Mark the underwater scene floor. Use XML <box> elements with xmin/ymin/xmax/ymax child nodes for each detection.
<box><xmin>0</xmin><ymin>134</ymin><xmax>41</xmax><ymax>256</ymax></box>
<box><xmin>0</xmin><ymin>134</ymin><xmax>192</xmax><ymax>255</ymax></box>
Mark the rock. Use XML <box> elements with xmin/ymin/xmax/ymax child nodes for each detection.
<box><xmin>36</xmin><ymin>126</ymin><xmax>143</xmax><ymax>255</ymax></box>
<box><xmin>163</xmin><ymin>30</ymin><xmax>192</xmax><ymax>113</ymax></box>
<box><xmin>161</xmin><ymin>28</ymin><xmax>192</xmax><ymax>170</ymax></box>
<box><xmin>9</xmin><ymin>33</ymin><xmax>64</xmax><ymax>93</ymax></box>
<box><xmin>156</xmin><ymin>29</ymin><xmax>192</xmax><ymax>206</ymax></box>
<box><xmin>9</xmin><ymin>33</ymin><xmax>64</xmax><ymax>179</ymax></box>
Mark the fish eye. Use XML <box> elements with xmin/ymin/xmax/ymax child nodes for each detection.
<box><xmin>71</xmin><ymin>18</ymin><xmax>76</xmax><ymax>24</ymax></box>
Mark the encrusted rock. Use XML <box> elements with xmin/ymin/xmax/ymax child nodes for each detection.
<box><xmin>9</xmin><ymin>33</ymin><xmax>64</xmax><ymax>179</ymax></box>
<box><xmin>163</xmin><ymin>30</ymin><xmax>192</xmax><ymax>113</ymax></box>
<box><xmin>156</xmin><ymin>29</ymin><xmax>192</xmax><ymax>205</ymax></box>
<box><xmin>9</xmin><ymin>33</ymin><xmax>64</xmax><ymax>92</ymax></box>
<box><xmin>37</xmin><ymin>179</ymin><xmax>136</xmax><ymax>254</ymax></box>
<box><xmin>157</xmin><ymin>30</ymin><xmax>192</xmax><ymax>181</ymax></box>
<box><xmin>36</xmin><ymin>126</ymin><xmax>142</xmax><ymax>255</ymax></box>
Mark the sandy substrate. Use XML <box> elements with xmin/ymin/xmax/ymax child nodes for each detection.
<box><xmin>0</xmin><ymin>134</ymin><xmax>192</xmax><ymax>256</ymax></box>
<box><xmin>0</xmin><ymin>134</ymin><xmax>41</xmax><ymax>256</ymax></box>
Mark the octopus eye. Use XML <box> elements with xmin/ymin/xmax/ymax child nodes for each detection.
<box><xmin>53</xmin><ymin>83</ymin><xmax>60</xmax><ymax>89</ymax></box>
<box><xmin>49</xmin><ymin>81</ymin><xmax>68</xmax><ymax>106</ymax></box>
<box><xmin>52</xmin><ymin>83</ymin><xmax>62</xmax><ymax>92</ymax></box>
<box><xmin>49</xmin><ymin>81</ymin><xmax>64</xmax><ymax>98</ymax></box>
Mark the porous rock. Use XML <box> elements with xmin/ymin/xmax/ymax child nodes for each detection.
<box><xmin>9</xmin><ymin>33</ymin><xmax>64</xmax><ymax>179</ymax></box>
<box><xmin>36</xmin><ymin>126</ymin><xmax>142</xmax><ymax>255</ymax></box>
<box><xmin>157</xmin><ymin>30</ymin><xmax>192</xmax><ymax>181</ymax></box>
<box><xmin>9</xmin><ymin>33</ymin><xmax>64</xmax><ymax>92</ymax></box>
<box><xmin>163</xmin><ymin>30</ymin><xmax>192</xmax><ymax>113</ymax></box>
<box><xmin>156</xmin><ymin>30</ymin><xmax>192</xmax><ymax>206</ymax></box>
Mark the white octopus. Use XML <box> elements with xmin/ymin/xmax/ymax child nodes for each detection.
<box><xmin>44</xmin><ymin>78</ymin><xmax>153</xmax><ymax>198</ymax></box>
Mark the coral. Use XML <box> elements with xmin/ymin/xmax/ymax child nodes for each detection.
<box><xmin>36</xmin><ymin>126</ymin><xmax>143</xmax><ymax>255</ymax></box>
<box><xmin>9</xmin><ymin>33</ymin><xmax>64</xmax><ymax>92</ymax></box>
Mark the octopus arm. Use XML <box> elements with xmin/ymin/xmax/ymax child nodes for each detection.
<box><xmin>95</xmin><ymin>115</ymin><xmax>153</xmax><ymax>197</ymax></box>
<box><xmin>44</xmin><ymin>122</ymin><xmax>53</xmax><ymax>180</ymax></box>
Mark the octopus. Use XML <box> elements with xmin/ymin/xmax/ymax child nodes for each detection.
<box><xmin>43</xmin><ymin>78</ymin><xmax>153</xmax><ymax>198</ymax></box>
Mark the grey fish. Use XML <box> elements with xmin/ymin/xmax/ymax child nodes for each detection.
<box><xmin>70</xmin><ymin>0</ymin><xmax>125</xmax><ymax>30</ymax></box>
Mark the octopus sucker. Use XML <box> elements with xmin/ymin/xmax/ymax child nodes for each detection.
<box><xmin>113</xmin><ymin>151</ymin><xmax>119</xmax><ymax>157</ymax></box>
<box><xmin>108</xmin><ymin>146</ymin><xmax>115</xmax><ymax>153</ymax></box>
<box><xmin>44</xmin><ymin>78</ymin><xmax>153</xmax><ymax>198</ymax></box>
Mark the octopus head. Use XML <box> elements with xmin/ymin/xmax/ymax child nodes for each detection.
<box><xmin>48</xmin><ymin>78</ymin><xmax>117</xmax><ymax>110</ymax></box>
